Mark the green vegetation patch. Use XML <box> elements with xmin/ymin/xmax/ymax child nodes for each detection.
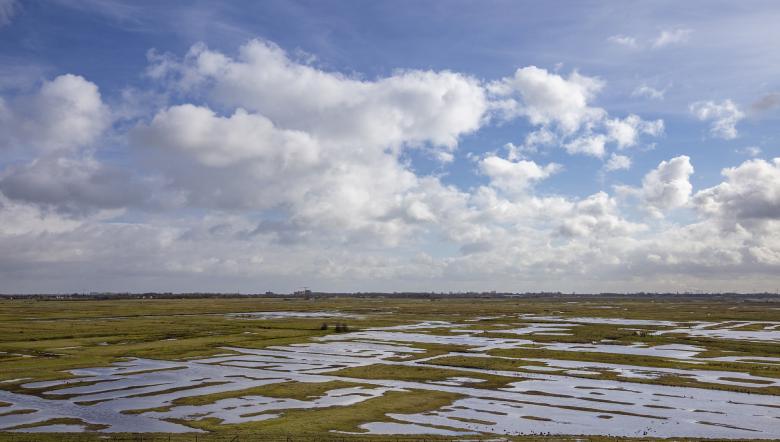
<box><xmin>325</xmin><ymin>363</ymin><xmax>521</xmax><ymax>389</ymax></box>
<box><xmin>4</xmin><ymin>417</ymin><xmax>109</xmax><ymax>432</ymax></box>
<box><xmin>422</xmin><ymin>354</ymin><xmax>543</xmax><ymax>373</ymax></box>
<box><xmin>488</xmin><ymin>346</ymin><xmax>780</xmax><ymax>379</ymax></box>
<box><xmin>166</xmin><ymin>388</ymin><xmax>462</xmax><ymax>435</ymax></box>
<box><xmin>175</xmin><ymin>380</ymin><xmax>368</xmax><ymax>406</ymax></box>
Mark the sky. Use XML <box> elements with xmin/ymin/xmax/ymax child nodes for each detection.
<box><xmin>0</xmin><ymin>0</ymin><xmax>779</xmax><ymax>294</ymax></box>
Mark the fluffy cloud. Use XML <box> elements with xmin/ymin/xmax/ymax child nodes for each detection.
<box><xmin>558</xmin><ymin>192</ymin><xmax>646</xmax><ymax>237</ymax></box>
<box><xmin>1</xmin><ymin>37</ymin><xmax>779</xmax><ymax>293</ymax></box>
<box><xmin>563</xmin><ymin>134</ymin><xmax>607</xmax><ymax>157</ymax></box>
<box><xmin>618</xmin><ymin>156</ymin><xmax>694</xmax><ymax>217</ymax></box>
<box><xmin>490</xmin><ymin>67</ymin><xmax>663</xmax><ymax>159</ymax></box>
<box><xmin>150</xmin><ymin>40</ymin><xmax>487</xmax><ymax>153</ymax></box>
<box><xmin>137</xmin><ymin>105</ymin><xmax>319</xmax><ymax>168</ymax></box>
<box><xmin>0</xmin><ymin>74</ymin><xmax>110</xmax><ymax>152</ymax></box>
<box><xmin>479</xmin><ymin>156</ymin><xmax>560</xmax><ymax>194</ymax></box>
<box><xmin>693</xmin><ymin>158</ymin><xmax>780</xmax><ymax>226</ymax></box>
<box><xmin>133</xmin><ymin>40</ymin><xmax>499</xmax><ymax>245</ymax></box>
<box><xmin>690</xmin><ymin>99</ymin><xmax>744</xmax><ymax>139</ymax></box>
<box><xmin>0</xmin><ymin>74</ymin><xmax>143</xmax><ymax>216</ymax></box>
<box><xmin>489</xmin><ymin>66</ymin><xmax>605</xmax><ymax>134</ymax></box>
<box><xmin>641</xmin><ymin>156</ymin><xmax>694</xmax><ymax>213</ymax></box>
<box><xmin>605</xmin><ymin>114</ymin><xmax>664</xmax><ymax>149</ymax></box>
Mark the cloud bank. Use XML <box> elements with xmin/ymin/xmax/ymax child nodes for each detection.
<box><xmin>0</xmin><ymin>39</ymin><xmax>778</xmax><ymax>293</ymax></box>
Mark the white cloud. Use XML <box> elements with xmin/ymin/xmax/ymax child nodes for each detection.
<box><xmin>605</xmin><ymin>114</ymin><xmax>664</xmax><ymax>149</ymax></box>
<box><xmin>0</xmin><ymin>74</ymin><xmax>139</xmax><ymax>215</ymax></box>
<box><xmin>3</xmin><ymin>38</ymin><xmax>780</xmax><ymax>293</ymax></box>
<box><xmin>151</xmin><ymin>40</ymin><xmax>487</xmax><ymax>153</ymax></box>
<box><xmin>488</xmin><ymin>66</ymin><xmax>605</xmax><ymax>134</ymax></box>
<box><xmin>563</xmin><ymin>134</ymin><xmax>607</xmax><ymax>157</ymax></box>
<box><xmin>605</xmin><ymin>153</ymin><xmax>632</xmax><ymax>171</ymax></box>
<box><xmin>0</xmin><ymin>192</ymin><xmax>82</xmax><ymax>236</ymax></box>
<box><xmin>606</xmin><ymin>29</ymin><xmax>691</xmax><ymax>51</ymax></box>
<box><xmin>642</xmin><ymin>155</ymin><xmax>695</xmax><ymax>215</ymax></box>
<box><xmin>134</xmin><ymin>40</ymin><xmax>496</xmax><ymax>245</ymax></box>
<box><xmin>558</xmin><ymin>192</ymin><xmax>645</xmax><ymax>237</ymax></box>
<box><xmin>736</xmin><ymin>146</ymin><xmax>762</xmax><ymax>157</ymax></box>
<box><xmin>0</xmin><ymin>74</ymin><xmax>111</xmax><ymax>152</ymax></box>
<box><xmin>652</xmin><ymin>28</ymin><xmax>692</xmax><ymax>48</ymax></box>
<box><xmin>607</xmin><ymin>34</ymin><xmax>639</xmax><ymax>48</ymax></box>
<box><xmin>631</xmin><ymin>84</ymin><xmax>665</xmax><ymax>100</ymax></box>
<box><xmin>690</xmin><ymin>99</ymin><xmax>744</xmax><ymax>139</ymax></box>
<box><xmin>618</xmin><ymin>155</ymin><xmax>694</xmax><ymax>217</ymax></box>
<box><xmin>607</xmin><ymin>35</ymin><xmax>638</xmax><ymax>48</ymax></box>
<box><xmin>137</xmin><ymin>105</ymin><xmax>320</xmax><ymax>168</ymax></box>
<box><xmin>479</xmin><ymin>155</ymin><xmax>560</xmax><ymax>194</ymax></box>
<box><xmin>489</xmin><ymin>67</ymin><xmax>663</xmax><ymax>159</ymax></box>
<box><xmin>693</xmin><ymin>158</ymin><xmax>780</xmax><ymax>225</ymax></box>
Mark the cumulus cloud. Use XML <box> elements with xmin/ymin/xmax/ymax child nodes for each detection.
<box><xmin>149</xmin><ymin>40</ymin><xmax>487</xmax><ymax>153</ymax></box>
<box><xmin>479</xmin><ymin>156</ymin><xmax>560</xmax><ymax>195</ymax></box>
<box><xmin>618</xmin><ymin>156</ymin><xmax>694</xmax><ymax>217</ymax></box>
<box><xmin>690</xmin><ymin>99</ymin><xmax>744</xmax><ymax>139</ymax></box>
<box><xmin>558</xmin><ymin>192</ymin><xmax>645</xmax><ymax>237</ymax></box>
<box><xmin>605</xmin><ymin>114</ymin><xmax>664</xmax><ymax>149</ymax></box>
<box><xmin>129</xmin><ymin>40</ymin><xmax>501</xmax><ymax>246</ymax></box>
<box><xmin>563</xmin><ymin>134</ymin><xmax>607</xmax><ymax>157</ymax></box>
<box><xmin>641</xmin><ymin>156</ymin><xmax>694</xmax><ymax>214</ymax></box>
<box><xmin>2</xmin><ymin>37</ymin><xmax>779</xmax><ymax>293</ymax></box>
<box><xmin>489</xmin><ymin>67</ymin><xmax>663</xmax><ymax>160</ymax></box>
<box><xmin>0</xmin><ymin>74</ymin><xmax>141</xmax><ymax>215</ymax></box>
<box><xmin>137</xmin><ymin>105</ymin><xmax>320</xmax><ymax>168</ymax></box>
<box><xmin>693</xmin><ymin>158</ymin><xmax>780</xmax><ymax>226</ymax></box>
<box><xmin>489</xmin><ymin>66</ymin><xmax>605</xmax><ymax>134</ymax></box>
<box><xmin>0</xmin><ymin>74</ymin><xmax>110</xmax><ymax>152</ymax></box>
<box><xmin>652</xmin><ymin>28</ymin><xmax>692</xmax><ymax>48</ymax></box>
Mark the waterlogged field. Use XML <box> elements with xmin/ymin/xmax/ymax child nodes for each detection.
<box><xmin>0</xmin><ymin>296</ymin><xmax>779</xmax><ymax>441</ymax></box>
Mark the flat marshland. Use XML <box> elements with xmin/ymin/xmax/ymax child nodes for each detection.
<box><xmin>0</xmin><ymin>296</ymin><xmax>778</xmax><ymax>440</ymax></box>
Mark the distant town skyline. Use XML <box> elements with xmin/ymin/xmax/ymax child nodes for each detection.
<box><xmin>0</xmin><ymin>0</ymin><xmax>779</xmax><ymax>293</ymax></box>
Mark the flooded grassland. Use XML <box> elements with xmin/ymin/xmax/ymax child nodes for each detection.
<box><xmin>0</xmin><ymin>296</ymin><xmax>778</xmax><ymax>440</ymax></box>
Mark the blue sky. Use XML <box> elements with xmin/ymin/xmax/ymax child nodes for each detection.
<box><xmin>0</xmin><ymin>0</ymin><xmax>779</xmax><ymax>293</ymax></box>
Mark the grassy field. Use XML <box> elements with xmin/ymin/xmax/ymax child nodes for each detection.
<box><xmin>0</xmin><ymin>295</ymin><xmax>778</xmax><ymax>441</ymax></box>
